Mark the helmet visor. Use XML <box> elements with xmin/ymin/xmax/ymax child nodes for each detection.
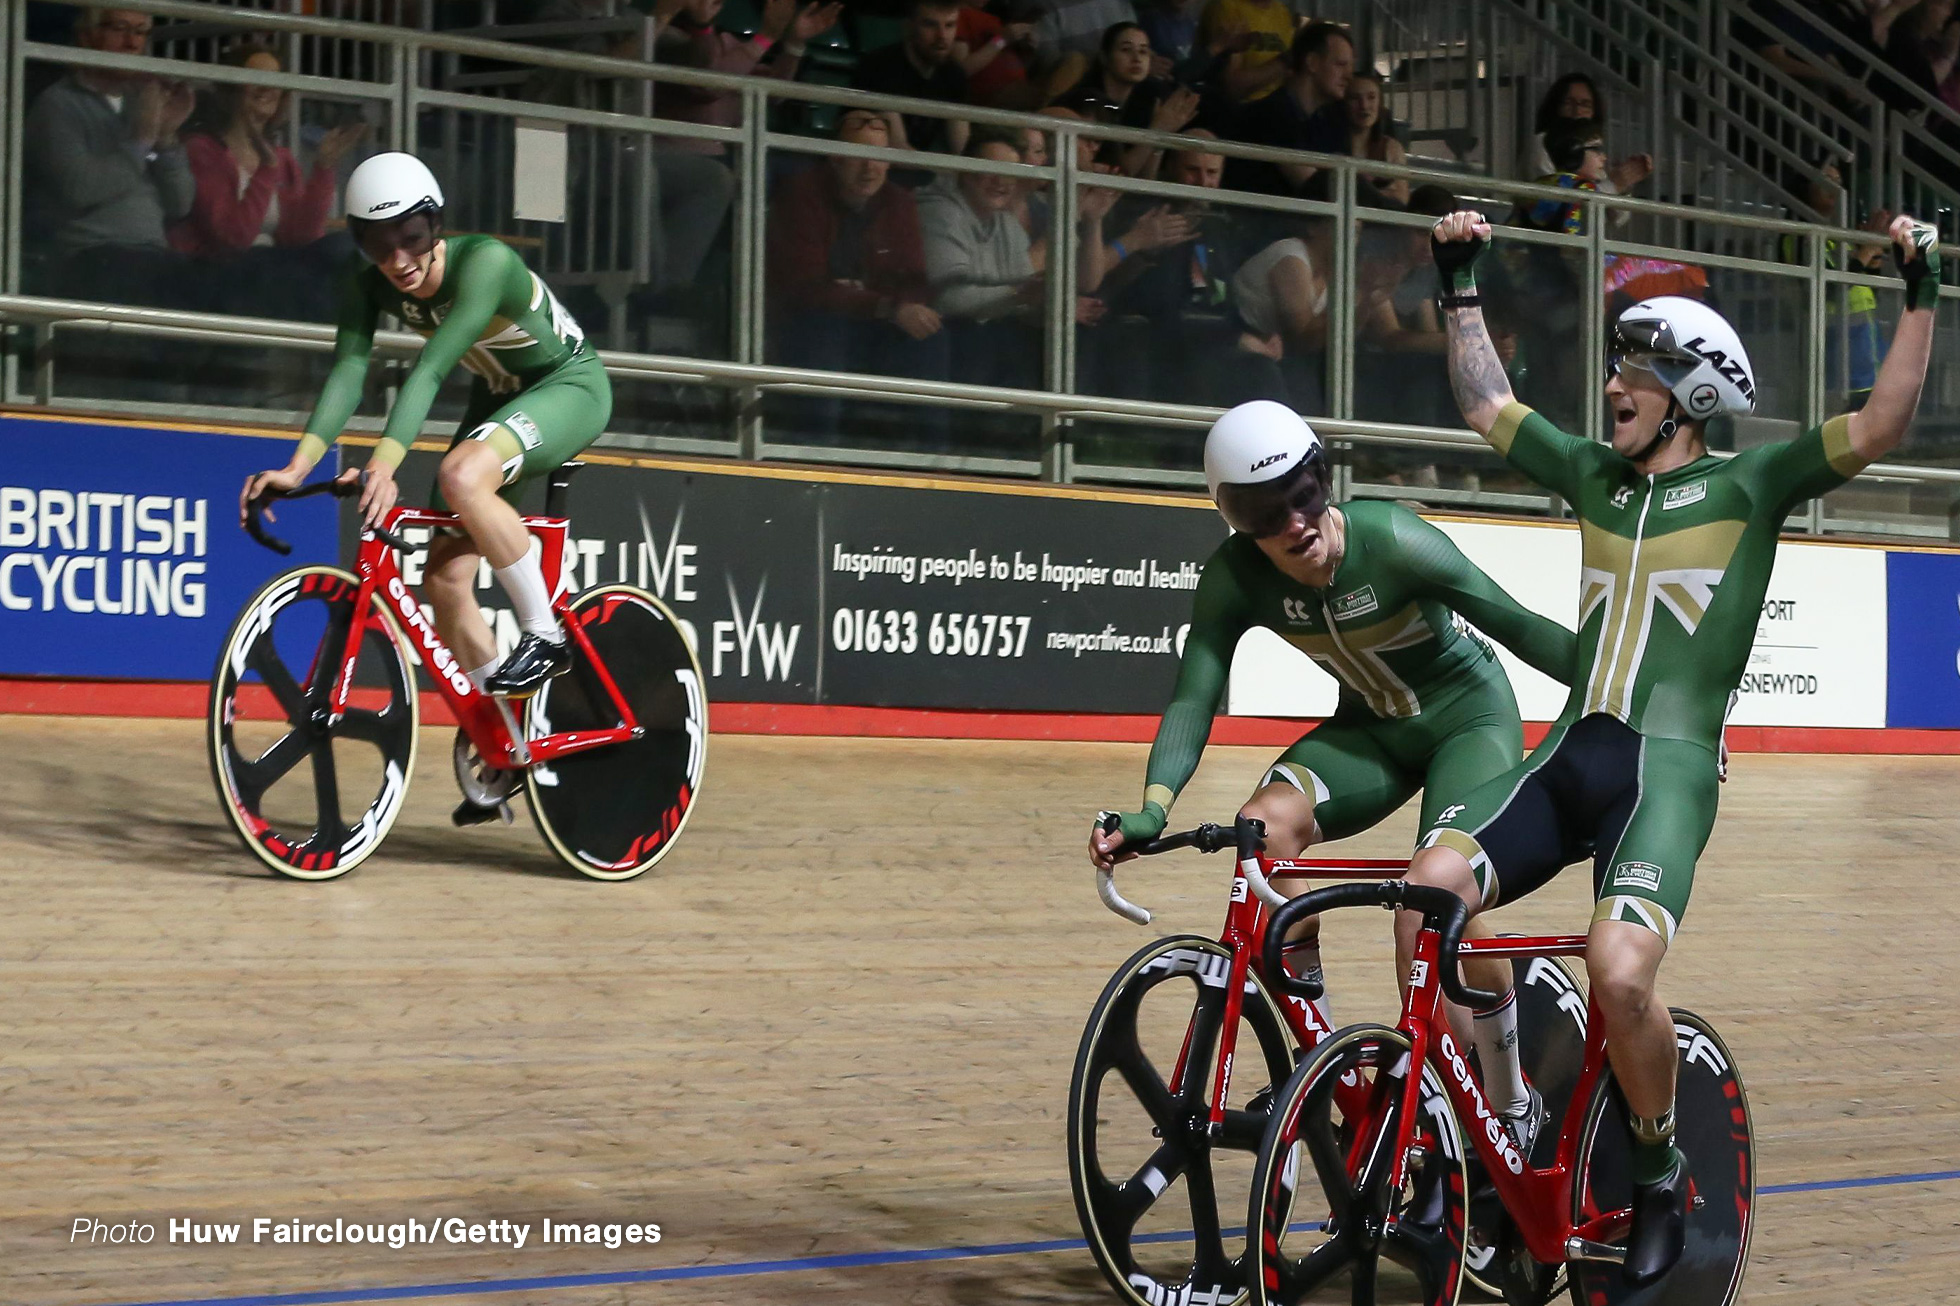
<box><xmin>1216</xmin><ymin>451</ymin><xmax>1331</xmax><ymax>537</ymax></box>
<box><xmin>1608</xmin><ymin>318</ymin><xmax>1698</xmax><ymax>389</ymax></box>
<box><xmin>351</xmin><ymin>210</ymin><xmax>439</xmax><ymax>265</ymax></box>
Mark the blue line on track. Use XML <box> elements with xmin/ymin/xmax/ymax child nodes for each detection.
<box><xmin>99</xmin><ymin>1166</ymin><xmax>1960</xmax><ymax>1306</ymax></box>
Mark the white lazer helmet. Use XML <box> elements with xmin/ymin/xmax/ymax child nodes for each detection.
<box><xmin>1203</xmin><ymin>400</ymin><xmax>1331</xmax><ymax>537</ymax></box>
<box><xmin>1611</xmin><ymin>296</ymin><xmax>1757</xmax><ymax>438</ymax></box>
<box><xmin>344</xmin><ymin>151</ymin><xmax>444</xmax><ymax>223</ymax></box>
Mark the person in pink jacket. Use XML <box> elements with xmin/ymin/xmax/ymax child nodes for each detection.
<box><xmin>170</xmin><ymin>43</ymin><xmax>366</xmax><ymax>257</ymax></box>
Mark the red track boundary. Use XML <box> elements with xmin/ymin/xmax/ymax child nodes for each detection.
<box><xmin>5</xmin><ymin>678</ymin><xmax>1960</xmax><ymax>754</ymax></box>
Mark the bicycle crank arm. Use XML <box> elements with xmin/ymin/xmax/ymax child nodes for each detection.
<box><xmin>491</xmin><ymin>697</ymin><xmax>533</xmax><ymax>768</ymax></box>
<box><xmin>1564</xmin><ymin>1237</ymin><xmax>1627</xmax><ymax>1265</ymax></box>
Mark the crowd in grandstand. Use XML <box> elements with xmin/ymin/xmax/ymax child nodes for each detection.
<box><xmin>16</xmin><ymin>0</ymin><xmax>1939</xmax><ymax>447</ymax></box>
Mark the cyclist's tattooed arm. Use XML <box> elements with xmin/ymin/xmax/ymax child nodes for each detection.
<box><xmin>1846</xmin><ymin>218</ymin><xmax>1938</xmax><ymax>464</ymax></box>
<box><xmin>1443</xmin><ymin>303</ymin><xmax>1515</xmax><ymax>437</ymax></box>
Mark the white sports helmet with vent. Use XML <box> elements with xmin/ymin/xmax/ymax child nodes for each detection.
<box><xmin>1202</xmin><ymin>400</ymin><xmax>1331</xmax><ymax>537</ymax></box>
<box><xmin>344</xmin><ymin>151</ymin><xmax>444</xmax><ymax>223</ymax></box>
<box><xmin>1612</xmin><ymin>296</ymin><xmax>1757</xmax><ymax>425</ymax></box>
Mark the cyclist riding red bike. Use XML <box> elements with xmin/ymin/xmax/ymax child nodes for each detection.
<box><xmin>240</xmin><ymin>151</ymin><xmax>610</xmax><ymax>823</ymax></box>
<box><xmin>1412</xmin><ymin>207</ymin><xmax>1939</xmax><ymax>1285</ymax></box>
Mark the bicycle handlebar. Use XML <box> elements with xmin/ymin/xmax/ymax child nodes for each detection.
<box><xmin>1262</xmin><ymin>881</ymin><xmax>1498</xmax><ymax>1011</ymax></box>
<box><xmin>246</xmin><ymin>475</ymin><xmax>413</xmax><ymax>556</ymax></box>
<box><xmin>1092</xmin><ymin>813</ymin><xmax>1289</xmax><ymax>926</ymax></box>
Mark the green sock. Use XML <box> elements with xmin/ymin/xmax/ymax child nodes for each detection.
<box><xmin>1628</xmin><ymin>1108</ymin><xmax>1682</xmax><ymax>1186</ymax></box>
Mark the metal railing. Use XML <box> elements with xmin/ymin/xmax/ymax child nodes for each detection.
<box><xmin>3</xmin><ymin>0</ymin><xmax>1959</xmax><ymax>541</ymax></box>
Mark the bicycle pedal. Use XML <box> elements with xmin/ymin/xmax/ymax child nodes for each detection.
<box><xmin>1564</xmin><ymin>1236</ymin><xmax>1627</xmax><ymax>1265</ymax></box>
<box><xmin>452</xmin><ymin>798</ymin><xmax>514</xmax><ymax>828</ymax></box>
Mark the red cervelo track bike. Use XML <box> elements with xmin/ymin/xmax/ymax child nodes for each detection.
<box><xmin>1247</xmin><ymin>880</ymin><xmax>1753</xmax><ymax>1306</ymax></box>
<box><xmin>1068</xmin><ymin>816</ymin><xmax>1588</xmax><ymax>1306</ymax></box>
<box><xmin>208</xmin><ymin>465</ymin><xmax>707</xmax><ymax>881</ymax></box>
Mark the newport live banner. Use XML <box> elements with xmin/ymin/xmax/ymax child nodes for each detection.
<box><xmin>380</xmin><ymin>451</ymin><xmax>1225</xmax><ymax>712</ymax></box>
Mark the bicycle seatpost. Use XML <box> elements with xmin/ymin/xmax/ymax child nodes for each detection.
<box><xmin>545</xmin><ymin>460</ymin><xmax>586</xmax><ymax>518</ymax></box>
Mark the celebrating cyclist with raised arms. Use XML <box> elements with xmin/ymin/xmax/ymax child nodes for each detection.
<box><xmin>1413</xmin><ymin>209</ymin><xmax>1937</xmax><ymax>1285</ymax></box>
<box><xmin>1090</xmin><ymin>400</ymin><xmax>1577</xmax><ymax>1063</ymax></box>
<box><xmin>240</xmin><ymin>152</ymin><xmax>611</xmax><ymax>721</ymax></box>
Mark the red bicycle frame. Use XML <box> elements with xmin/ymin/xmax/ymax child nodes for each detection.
<box><xmin>329</xmin><ymin>506</ymin><xmax>643</xmax><ymax>771</ymax></box>
<box><xmin>1171</xmin><ymin>853</ymin><xmax>1423</xmax><ymax>1141</ymax></box>
<box><xmin>1376</xmin><ymin>926</ymin><xmax>1632</xmax><ymax>1266</ymax></box>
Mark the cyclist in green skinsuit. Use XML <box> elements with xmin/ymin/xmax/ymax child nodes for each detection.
<box><xmin>240</xmin><ymin>152</ymin><xmax>611</xmax><ymax>716</ymax></box>
<box><xmin>1411</xmin><ymin>209</ymin><xmax>1938</xmax><ymax>1285</ymax></box>
<box><xmin>1089</xmin><ymin>402</ymin><xmax>1576</xmax><ymax>1074</ymax></box>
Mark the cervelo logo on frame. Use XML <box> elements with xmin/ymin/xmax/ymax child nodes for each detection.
<box><xmin>386</xmin><ymin>576</ymin><xmax>474</xmax><ymax>697</ymax></box>
<box><xmin>1437</xmin><ymin>1029</ymin><xmax>1525</xmax><ymax>1174</ymax></box>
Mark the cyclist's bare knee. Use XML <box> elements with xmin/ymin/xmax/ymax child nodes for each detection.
<box><xmin>1241</xmin><ymin>781</ymin><xmax>1316</xmax><ymax>858</ymax></box>
<box><xmin>1395</xmin><ymin>844</ymin><xmax>1480</xmax><ymax>967</ymax></box>
<box><xmin>1407</xmin><ymin>843</ymin><xmax>1481</xmax><ymax>907</ymax></box>
<box><xmin>437</xmin><ymin>438</ymin><xmax>506</xmax><ymax>507</ymax></box>
<box><xmin>1586</xmin><ymin>919</ymin><xmax>1666</xmax><ymax>1021</ymax></box>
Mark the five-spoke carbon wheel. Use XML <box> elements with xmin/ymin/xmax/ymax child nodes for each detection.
<box><xmin>1566</xmin><ymin>1010</ymin><xmax>1753</xmax><ymax>1306</ymax></box>
<box><xmin>1068</xmin><ymin>935</ymin><xmax>1301</xmax><ymax>1306</ymax></box>
<box><xmin>1248</xmin><ymin>1023</ymin><xmax>1468</xmax><ymax>1306</ymax></box>
<box><xmin>208</xmin><ymin>566</ymin><xmax>417</xmax><ymax>880</ymax></box>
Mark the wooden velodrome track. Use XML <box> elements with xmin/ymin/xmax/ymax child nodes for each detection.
<box><xmin>1</xmin><ymin>715</ymin><xmax>1955</xmax><ymax>1306</ymax></box>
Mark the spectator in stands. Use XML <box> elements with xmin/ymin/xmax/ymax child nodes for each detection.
<box><xmin>1094</xmin><ymin>133</ymin><xmax>1287</xmax><ymax>404</ymax></box>
<box><xmin>1344</xmin><ymin>70</ymin><xmax>1408</xmax><ymax>204</ymax></box>
<box><xmin>1517</xmin><ymin>120</ymin><xmax>1605</xmax><ymax>234</ymax></box>
<box><xmin>1880</xmin><ymin>0</ymin><xmax>1960</xmax><ymax>103</ymax></box>
<box><xmin>1135</xmin><ymin>0</ymin><xmax>1216</xmax><ymax>85</ymax></box>
<box><xmin>856</xmin><ymin>0</ymin><xmax>972</xmax><ymax>153</ymax></box>
<box><xmin>954</xmin><ymin>0</ymin><xmax>1041</xmax><ymax>108</ymax></box>
<box><xmin>654</xmin><ymin>0</ymin><xmax>844</xmax><ymax>147</ymax></box>
<box><xmin>1731</xmin><ymin>2</ymin><xmax>1844</xmax><ymax>93</ymax></box>
<box><xmin>1354</xmin><ymin>185</ymin><xmax>1511</xmax><ymax>437</ymax></box>
<box><xmin>918</xmin><ymin>129</ymin><xmax>1107</xmax><ymax>389</ymax></box>
<box><xmin>768</xmin><ymin>109</ymin><xmax>951</xmax><ymax>439</ymax></box>
<box><xmin>1224</xmin><ymin>21</ymin><xmax>1354</xmax><ymax>202</ymax></box>
<box><xmin>1053</xmin><ymin>22</ymin><xmax>1201</xmax><ymax>176</ymax></box>
<box><xmin>1525</xmin><ymin>73</ymin><xmax>1652</xmax><ymax>196</ymax></box>
<box><xmin>1198</xmin><ymin>0</ymin><xmax>1297</xmax><ymax>105</ymax></box>
<box><xmin>22</xmin><ymin>7</ymin><xmax>198</xmax><ymax>307</ymax></box>
<box><xmin>1779</xmin><ymin>161</ymin><xmax>1889</xmax><ymax>409</ymax></box>
<box><xmin>171</xmin><ymin>45</ymin><xmax>366</xmax><ymax>260</ymax></box>
<box><xmin>1030</xmin><ymin>0</ymin><xmax>1140</xmax><ymax>60</ymax></box>
<box><xmin>1230</xmin><ymin>220</ymin><xmax>1334</xmax><ymax>411</ymax></box>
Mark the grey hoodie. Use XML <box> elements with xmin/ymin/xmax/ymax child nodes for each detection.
<box><xmin>915</xmin><ymin>174</ymin><xmax>1035</xmax><ymax>321</ymax></box>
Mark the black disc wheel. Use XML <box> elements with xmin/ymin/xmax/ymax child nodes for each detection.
<box><xmin>523</xmin><ymin>585</ymin><xmax>707</xmax><ymax>880</ymax></box>
<box><xmin>1068</xmin><ymin>935</ymin><xmax>1302</xmax><ymax>1306</ymax></box>
<box><xmin>208</xmin><ymin>566</ymin><xmax>417</xmax><ymax>880</ymax></box>
<box><xmin>1464</xmin><ymin>950</ymin><xmax>1590</xmax><ymax>1302</ymax></box>
<box><xmin>1566</xmin><ymin>1010</ymin><xmax>1753</xmax><ymax>1306</ymax></box>
<box><xmin>1248</xmin><ymin>1023</ymin><xmax>1468</xmax><ymax>1306</ymax></box>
